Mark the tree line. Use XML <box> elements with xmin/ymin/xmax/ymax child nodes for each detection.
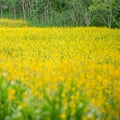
<box><xmin>0</xmin><ymin>0</ymin><xmax>120</xmax><ymax>28</ymax></box>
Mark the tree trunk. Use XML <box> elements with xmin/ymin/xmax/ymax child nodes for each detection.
<box><xmin>36</xmin><ymin>0</ymin><xmax>38</xmax><ymax>10</ymax></box>
<box><xmin>0</xmin><ymin>6</ymin><xmax>3</xmax><ymax>18</ymax></box>
<box><xmin>14</xmin><ymin>7</ymin><xmax>16</xmax><ymax>19</ymax></box>
<box><xmin>29</xmin><ymin>0</ymin><xmax>32</xmax><ymax>20</ymax></box>
<box><xmin>108</xmin><ymin>10</ymin><xmax>112</xmax><ymax>28</ymax></box>
<box><xmin>46</xmin><ymin>3</ymin><xmax>49</xmax><ymax>25</ymax></box>
<box><xmin>22</xmin><ymin>0</ymin><xmax>26</xmax><ymax>19</ymax></box>
<box><xmin>50</xmin><ymin>1</ymin><xmax>53</xmax><ymax>26</ymax></box>
<box><xmin>44</xmin><ymin>3</ymin><xmax>47</xmax><ymax>24</ymax></box>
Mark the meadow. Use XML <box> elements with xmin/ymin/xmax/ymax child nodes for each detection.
<box><xmin>0</xmin><ymin>24</ymin><xmax>120</xmax><ymax>120</ymax></box>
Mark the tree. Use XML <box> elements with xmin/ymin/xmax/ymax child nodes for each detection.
<box><xmin>0</xmin><ymin>0</ymin><xmax>8</xmax><ymax>18</ymax></box>
<box><xmin>0</xmin><ymin>0</ymin><xmax>119</xmax><ymax>27</ymax></box>
<box><xmin>89</xmin><ymin>0</ymin><xmax>120</xmax><ymax>28</ymax></box>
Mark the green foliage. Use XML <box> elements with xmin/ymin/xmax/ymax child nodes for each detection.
<box><xmin>89</xmin><ymin>0</ymin><xmax>120</xmax><ymax>28</ymax></box>
<box><xmin>0</xmin><ymin>0</ymin><xmax>120</xmax><ymax>27</ymax></box>
<box><xmin>0</xmin><ymin>74</ymin><xmax>97</xmax><ymax>120</ymax></box>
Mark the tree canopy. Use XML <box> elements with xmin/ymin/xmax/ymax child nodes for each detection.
<box><xmin>0</xmin><ymin>0</ymin><xmax>120</xmax><ymax>27</ymax></box>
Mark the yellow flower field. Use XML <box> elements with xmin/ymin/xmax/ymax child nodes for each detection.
<box><xmin>0</xmin><ymin>26</ymin><xmax>120</xmax><ymax>120</ymax></box>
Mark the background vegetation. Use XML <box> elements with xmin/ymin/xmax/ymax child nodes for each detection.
<box><xmin>0</xmin><ymin>0</ymin><xmax>120</xmax><ymax>28</ymax></box>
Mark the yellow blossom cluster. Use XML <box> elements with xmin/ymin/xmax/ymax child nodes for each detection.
<box><xmin>0</xmin><ymin>27</ymin><xmax>120</xmax><ymax>119</ymax></box>
<box><xmin>0</xmin><ymin>19</ymin><xmax>27</xmax><ymax>27</ymax></box>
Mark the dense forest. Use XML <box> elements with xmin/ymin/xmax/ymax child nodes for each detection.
<box><xmin>0</xmin><ymin>0</ymin><xmax>120</xmax><ymax>27</ymax></box>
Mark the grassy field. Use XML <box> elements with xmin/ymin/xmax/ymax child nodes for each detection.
<box><xmin>0</xmin><ymin>26</ymin><xmax>120</xmax><ymax>120</ymax></box>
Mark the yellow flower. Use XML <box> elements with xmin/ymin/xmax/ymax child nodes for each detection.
<box><xmin>71</xmin><ymin>109</ymin><xmax>76</xmax><ymax>116</ymax></box>
<box><xmin>60</xmin><ymin>113</ymin><xmax>66</xmax><ymax>119</ymax></box>
<box><xmin>8</xmin><ymin>89</ymin><xmax>16</xmax><ymax>101</ymax></box>
<box><xmin>23</xmin><ymin>91</ymin><xmax>29</xmax><ymax>99</ymax></box>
